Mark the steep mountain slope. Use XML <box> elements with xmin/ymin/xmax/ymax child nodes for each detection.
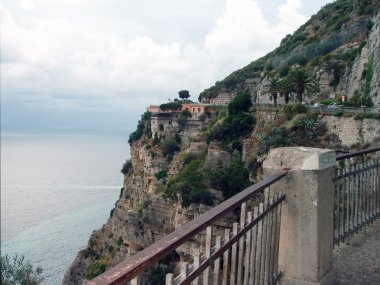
<box><xmin>200</xmin><ymin>0</ymin><xmax>380</xmax><ymax>107</ymax></box>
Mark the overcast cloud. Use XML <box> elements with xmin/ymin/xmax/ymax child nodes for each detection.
<box><xmin>1</xmin><ymin>0</ymin><xmax>333</xmax><ymax>130</ymax></box>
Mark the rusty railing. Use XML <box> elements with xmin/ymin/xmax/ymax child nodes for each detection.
<box><xmin>85</xmin><ymin>170</ymin><xmax>288</xmax><ymax>285</ymax></box>
<box><xmin>333</xmin><ymin>147</ymin><xmax>380</xmax><ymax>246</ymax></box>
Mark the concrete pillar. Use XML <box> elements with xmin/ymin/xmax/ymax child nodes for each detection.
<box><xmin>263</xmin><ymin>147</ymin><xmax>336</xmax><ymax>285</ymax></box>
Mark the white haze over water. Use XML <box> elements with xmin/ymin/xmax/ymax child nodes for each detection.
<box><xmin>1</xmin><ymin>129</ymin><xmax>130</xmax><ymax>284</ymax></box>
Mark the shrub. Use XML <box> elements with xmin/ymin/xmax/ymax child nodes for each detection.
<box><xmin>228</xmin><ymin>92</ymin><xmax>252</xmax><ymax>115</ymax></box>
<box><xmin>128</xmin><ymin>112</ymin><xmax>152</xmax><ymax>145</ymax></box>
<box><xmin>160</xmin><ymin>139</ymin><xmax>180</xmax><ymax>157</ymax></box>
<box><xmin>85</xmin><ymin>259</ymin><xmax>108</xmax><ymax>280</ymax></box>
<box><xmin>181</xmin><ymin>109</ymin><xmax>192</xmax><ymax>118</ymax></box>
<box><xmin>159</xmin><ymin>102</ymin><xmax>182</xmax><ymax>111</ymax></box>
<box><xmin>183</xmin><ymin>152</ymin><xmax>199</xmax><ymax>165</ymax></box>
<box><xmin>166</xmin><ymin>160</ymin><xmax>214</xmax><ymax>207</ymax></box>
<box><xmin>209</xmin><ymin>160</ymin><xmax>251</xmax><ymax>199</ymax></box>
<box><xmin>1</xmin><ymin>254</ymin><xmax>45</xmax><ymax>285</ymax></box>
<box><xmin>155</xmin><ymin>170</ymin><xmax>167</xmax><ymax>181</ymax></box>
<box><xmin>198</xmin><ymin>113</ymin><xmax>207</xmax><ymax>122</ymax></box>
<box><xmin>283</xmin><ymin>103</ymin><xmax>307</xmax><ymax>117</ymax></box>
<box><xmin>121</xmin><ymin>159</ymin><xmax>132</xmax><ymax>175</ymax></box>
<box><xmin>117</xmin><ymin>236</ymin><xmax>124</xmax><ymax>246</ymax></box>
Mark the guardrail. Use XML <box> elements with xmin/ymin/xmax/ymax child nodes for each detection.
<box><xmin>333</xmin><ymin>147</ymin><xmax>380</xmax><ymax>246</ymax></box>
<box><xmin>85</xmin><ymin>171</ymin><xmax>288</xmax><ymax>285</ymax></box>
<box><xmin>252</xmin><ymin>103</ymin><xmax>380</xmax><ymax>114</ymax></box>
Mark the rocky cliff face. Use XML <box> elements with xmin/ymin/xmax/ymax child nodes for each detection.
<box><xmin>63</xmin><ymin>4</ymin><xmax>380</xmax><ymax>285</ymax></box>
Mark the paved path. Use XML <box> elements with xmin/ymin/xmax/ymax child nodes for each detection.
<box><xmin>333</xmin><ymin>219</ymin><xmax>380</xmax><ymax>285</ymax></box>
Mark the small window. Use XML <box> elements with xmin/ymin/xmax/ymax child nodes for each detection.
<box><xmin>198</xmin><ymin>108</ymin><xmax>201</xmax><ymax>112</ymax></box>
<box><xmin>186</xmin><ymin>108</ymin><xmax>189</xmax><ymax>111</ymax></box>
<box><xmin>193</xmin><ymin>108</ymin><xmax>195</xmax><ymax>112</ymax></box>
<box><xmin>169</xmin><ymin>121</ymin><xmax>171</xmax><ymax>125</ymax></box>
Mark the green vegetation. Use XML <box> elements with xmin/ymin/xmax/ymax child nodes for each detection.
<box><xmin>121</xmin><ymin>159</ymin><xmax>132</xmax><ymax>175</ymax></box>
<box><xmin>283</xmin><ymin>103</ymin><xmax>308</xmax><ymax>118</ymax></box>
<box><xmin>159</xmin><ymin>138</ymin><xmax>180</xmax><ymax>157</ymax></box>
<box><xmin>128</xmin><ymin>112</ymin><xmax>152</xmax><ymax>145</ymax></box>
<box><xmin>1</xmin><ymin>254</ymin><xmax>45</xmax><ymax>285</ymax></box>
<box><xmin>207</xmin><ymin>92</ymin><xmax>255</xmax><ymax>149</ymax></box>
<box><xmin>138</xmin><ymin>199</ymin><xmax>151</xmax><ymax>213</ymax></box>
<box><xmin>209</xmin><ymin>160</ymin><xmax>251</xmax><ymax>199</ymax></box>
<box><xmin>155</xmin><ymin>170</ymin><xmax>167</xmax><ymax>181</ymax></box>
<box><xmin>198</xmin><ymin>0</ymin><xmax>378</xmax><ymax>102</ymax></box>
<box><xmin>257</xmin><ymin>112</ymin><xmax>327</xmax><ymax>156</ymax></box>
<box><xmin>159</xmin><ymin>102</ymin><xmax>182</xmax><ymax>111</ymax></box>
<box><xmin>167</xmin><ymin>160</ymin><xmax>213</xmax><ymax>207</ymax></box>
<box><xmin>117</xmin><ymin>236</ymin><xmax>124</xmax><ymax>246</ymax></box>
<box><xmin>178</xmin><ymin>90</ymin><xmax>190</xmax><ymax>101</ymax></box>
<box><xmin>364</xmin><ymin>55</ymin><xmax>374</xmax><ymax>107</ymax></box>
<box><xmin>85</xmin><ymin>258</ymin><xmax>109</xmax><ymax>280</ymax></box>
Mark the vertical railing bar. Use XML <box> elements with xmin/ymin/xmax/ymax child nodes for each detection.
<box><xmin>237</xmin><ymin>203</ymin><xmax>247</xmax><ymax>285</ymax></box>
<box><xmin>336</xmin><ymin>165</ymin><xmax>340</xmax><ymax>245</ymax></box>
<box><xmin>249</xmin><ymin>207</ymin><xmax>258</xmax><ymax>285</ymax></box>
<box><xmin>131</xmin><ymin>275</ymin><xmax>141</xmax><ymax>285</ymax></box>
<box><xmin>344</xmin><ymin>166</ymin><xmax>350</xmax><ymax>245</ymax></box>
<box><xmin>166</xmin><ymin>273</ymin><xmax>174</xmax><ymax>285</ymax></box>
<box><xmin>264</xmin><ymin>195</ymin><xmax>274</xmax><ymax>285</ymax></box>
<box><xmin>363</xmin><ymin>156</ymin><xmax>366</xmax><ymax>230</ymax></box>
<box><xmin>353</xmin><ymin>162</ymin><xmax>358</xmax><ymax>234</ymax></box>
<box><xmin>192</xmin><ymin>251</ymin><xmax>200</xmax><ymax>285</ymax></box>
<box><xmin>260</xmin><ymin>189</ymin><xmax>269</xmax><ymax>285</ymax></box>
<box><xmin>364</xmin><ymin>155</ymin><xmax>368</xmax><ymax>233</ymax></box>
<box><xmin>213</xmin><ymin>236</ymin><xmax>222</xmax><ymax>285</ymax></box>
<box><xmin>243</xmin><ymin>212</ymin><xmax>252</xmax><ymax>285</ymax></box>
<box><xmin>204</xmin><ymin>226</ymin><xmax>212</xmax><ymax>285</ymax></box>
<box><xmin>230</xmin><ymin>223</ymin><xmax>238</xmax><ymax>285</ymax></box>
<box><xmin>269</xmin><ymin>198</ymin><xmax>277</xmax><ymax>284</ymax></box>
<box><xmin>349</xmin><ymin>161</ymin><xmax>354</xmax><ymax>238</ymax></box>
<box><xmin>222</xmin><ymin>229</ymin><xmax>230</xmax><ymax>285</ymax></box>
<box><xmin>273</xmin><ymin>193</ymin><xmax>282</xmax><ymax>281</ymax></box>
<box><xmin>180</xmin><ymin>262</ymin><xmax>189</xmax><ymax>282</ymax></box>
<box><xmin>377</xmin><ymin>156</ymin><xmax>380</xmax><ymax>215</ymax></box>
<box><xmin>369</xmin><ymin>157</ymin><xmax>374</xmax><ymax>223</ymax></box>
<box><xmin>255</xmin><ymin>203</ymin><xmax>264</xmax><ymax>283</ymax></box>
<box><xmin>341</xmin><ymin>166</ymin><xmax>346</xmax><ymax>243</ymax></box>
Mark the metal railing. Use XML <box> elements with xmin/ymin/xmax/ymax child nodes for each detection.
<box><xmin>85</xmin><ymin>170</ymin><xmax>288</xmax><ymax>285</ymax></box>
<box><xmin>333</xmin><ymin>147</ymin><xmax>380</xmax><ymax>246</ymax></box>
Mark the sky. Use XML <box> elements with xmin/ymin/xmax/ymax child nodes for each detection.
<box><xmin>1</xmin><ymin>0</ymin><xmax>334</xmax><ymax>131</ymax></box>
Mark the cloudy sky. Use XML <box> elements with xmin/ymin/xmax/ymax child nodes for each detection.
<box><xmin>1</xmin><ymin>0</ymin><xmax>333</xmax><ymax>131</ymax></box>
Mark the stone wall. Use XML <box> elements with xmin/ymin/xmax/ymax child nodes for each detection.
<box><xmin>322</xmin><ymin>116</ymin><xmax>380</xmax><ymax>147</ymax></box>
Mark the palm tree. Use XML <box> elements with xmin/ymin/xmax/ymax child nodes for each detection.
<box><xmin>277</xmin><ymin>78</ymin><xmax>293</xmax><ymax>104</ymax></box>
<box><xmin>263</xmin><ymin>77</ymin><xmax>280</xmax><ymax>104</ymax></box>
<box><xmin>287</xmin><ymin>68</ymin><xmax>319</xmax><ymax>103</ymax></box>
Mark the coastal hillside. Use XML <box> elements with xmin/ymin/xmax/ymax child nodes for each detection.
<box><xmin>63</xmin><ymin>1</ymin><xmax>380</xmax><ymax>284</ymax></box>
<box><xmin>200</xmin><ymin>0</ymin><xmax>380</xmax><ymax>108</ymax></box>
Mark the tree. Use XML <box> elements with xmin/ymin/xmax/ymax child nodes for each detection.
<box><xmin>287</xmin><ymin>68</ymin><xmax>320</xmax><ymax>103</ymax></box>
<box><xmin>1</xmin><ymin>254</ymin><xmax>45</xmax><ymax>285</ymax></box>
<box><xmin>159</xmin><ymin>102</ymin><xmax>182</xmax><ymax>111</ymax></box>
<box><xmin>263</xmin><ymin>77</ymin><xmax>280</xmax><ymax>104</ymax></box>
<box><xmin>178</xmin><ymin>90</ymin><xmax>190</xmax><ymax>101</ymax></box>
<box><xmin>277</xmin><ymin>78</ymin><xmax>293</xmax><ymax>104</ymax></box>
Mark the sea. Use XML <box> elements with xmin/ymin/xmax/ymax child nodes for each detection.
<box><xmin>1</xmin><ymin>129</ymin><xmax>130</xmax><ymax>284</ymax></box>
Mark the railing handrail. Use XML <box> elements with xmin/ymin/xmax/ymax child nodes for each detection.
<box><xmin>336</xmin><ymin>147</ymin><xmax>380</xmax><ymax>161</ymax></box>
<box><xmin>86</xmin><ymin>170</ymin><xmax>289</xmax><ymax>285</ymax></box>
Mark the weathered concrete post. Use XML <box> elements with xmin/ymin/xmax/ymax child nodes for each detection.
<box><xmin>263</xmin><ymin>147</ymin><xmax>336</xmax><ymax>285</ymax></box>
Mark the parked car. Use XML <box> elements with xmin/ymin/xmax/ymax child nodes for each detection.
<box><xmin>311</xmin><ymin>103</ymin><xmax>322</xmax><ymax>109</ymax></box>
<box><xmin>327</xmin><ymin>102</ymin><xmax>340</xmax><ymax>110</ymax></box>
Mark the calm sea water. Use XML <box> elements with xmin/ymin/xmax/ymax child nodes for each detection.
<box><xmin>1</xmin><ymin>129</ymin><xmax>130</xmax><ymax>284</ymax></box>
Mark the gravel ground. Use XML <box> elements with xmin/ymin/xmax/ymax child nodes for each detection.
<box><xmin>333</xmin><ymin>219</ymin><xmax>380</xmax><ymax>285</ymax></box>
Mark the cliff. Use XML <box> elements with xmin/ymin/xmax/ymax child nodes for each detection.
<box><xmin>63</xmin><ymin>2</ymin><xmax>380</xmax><ymax>284</ymax></box>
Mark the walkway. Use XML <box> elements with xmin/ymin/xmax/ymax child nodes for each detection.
<box><xmin>333</xmin><ymin>219</ymin><xmax>380</xmax><ymax>285</ymax></box>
